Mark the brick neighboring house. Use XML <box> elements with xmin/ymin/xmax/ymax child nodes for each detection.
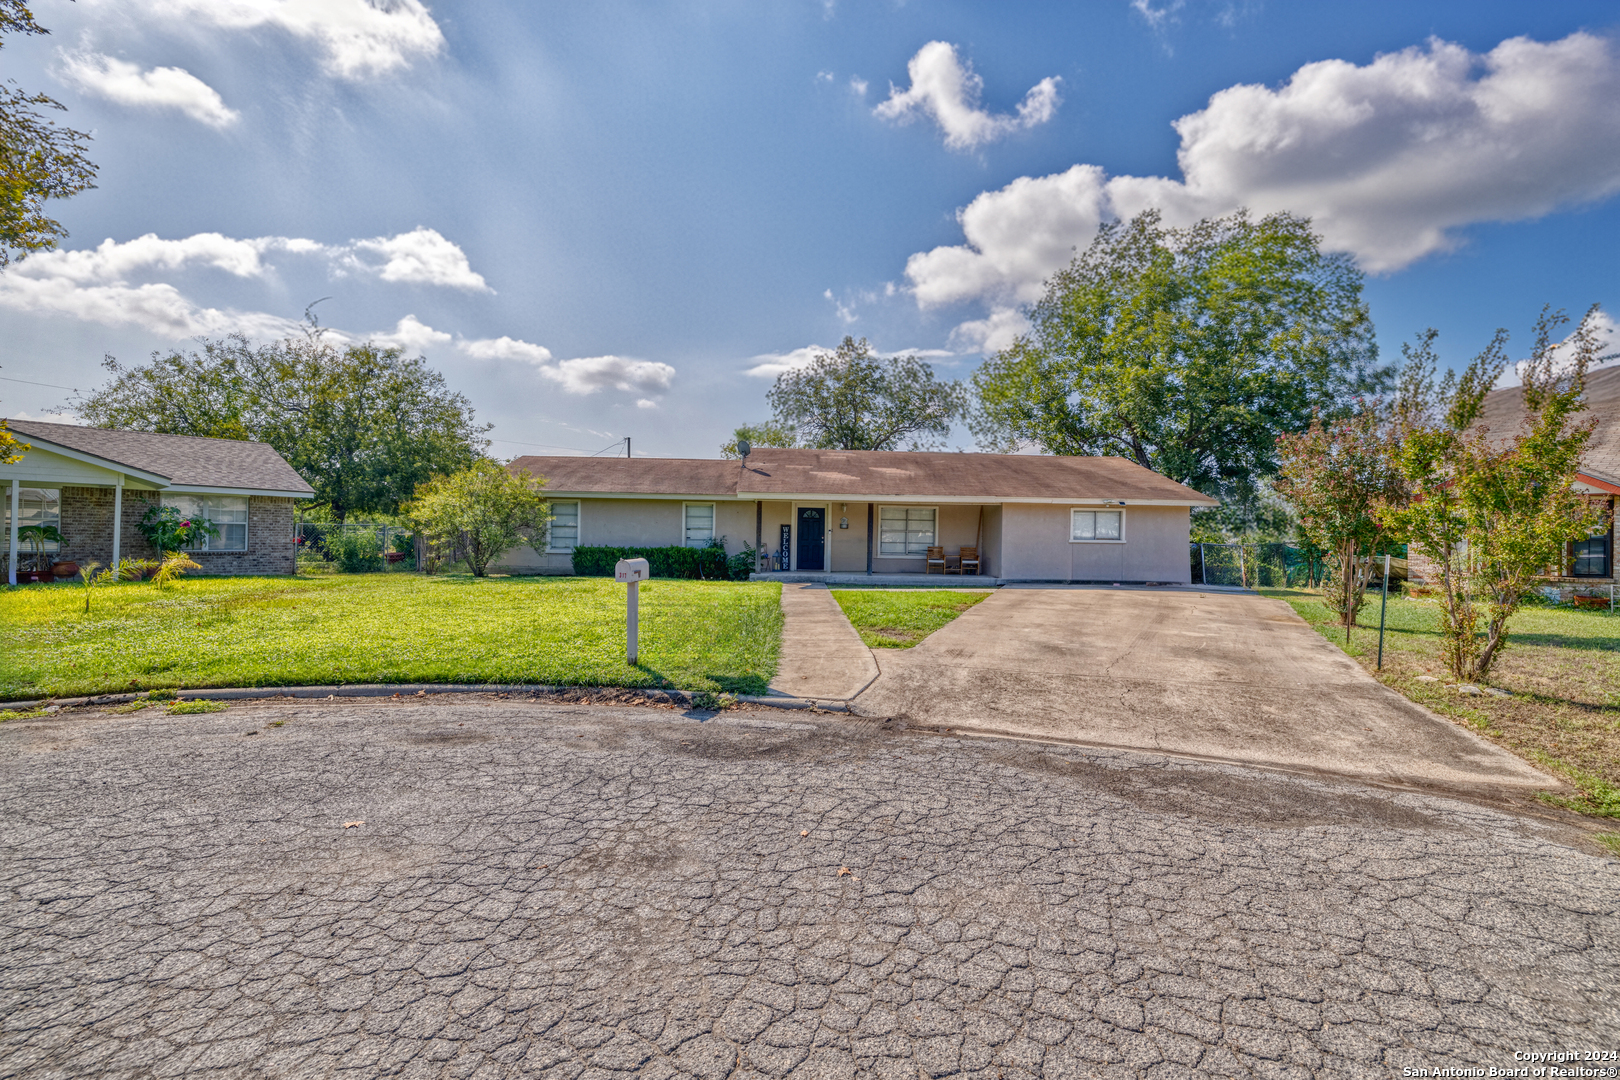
<box><xmin>2</xmin><ymin>420</ymin><xmax>314</xmax><ymax>582</ymax></box>
<box><xmin>1407</xmin><ymin>364</ymin><xmax>1618</xmax><ymax>590</ymax></box>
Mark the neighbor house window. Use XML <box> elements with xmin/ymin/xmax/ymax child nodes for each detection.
<box><xmin>1071</xmin><ymin>509</ymin><xmax>1123</xmax><ymax>542</ymax></box>
<box><xmin>879</xmin><ymin>506</ymin><xmax>936</xmax><ymax>556</ymax></box>
<box><xmin>4</xmin><ymin>488</ymin><xmax>61</xmax><ymax>552</ymax></box>
<box><xmin>684</xmin><ymin>503</ymin><xmax>715</xmax><ymax>548</ymax></box>
<box><xmin>548</xmin><ymin>501</ymin><xmax>580</xmax><ymax>552</ymax></box>
<box><xmin>163</xmin><ymin>494</ymin><xmax>248</xmax><ymax>551</ymax></box>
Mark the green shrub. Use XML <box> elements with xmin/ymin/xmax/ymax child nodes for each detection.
<box><xmin>326</xmin><ymin>529</ymin><xmax>385</xmax><ymax>573</ymax></box>
<box><xmin>571</xmin><ymin>544</ymin><xmax>732</xmax><ymax>580</ymax></box>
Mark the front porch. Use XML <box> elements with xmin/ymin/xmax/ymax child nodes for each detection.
<box><xmin>753</xmin><ymin>571</ymin><xmax>1003</xmax><ymax>587</ymax></box>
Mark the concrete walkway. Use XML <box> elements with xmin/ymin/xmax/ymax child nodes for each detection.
<box><xmin>854</xmin><ymin>585</ymin><xmax>1556</xmax><ymax>791</ymax></box>
<box><xmin>764</xmin><ymin>583</ymin><xmax>880</xmax><ymax>703</ymax></box>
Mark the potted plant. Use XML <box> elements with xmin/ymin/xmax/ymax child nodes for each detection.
<box><xmin>136</xmin><ymin>503</ymin><xmax>218</xmax><ymax>555</ymax></box>
<box><xmin>17</xmin><ymin>524</ymin><xmax>65</xmax><ymax>582</ymax></box>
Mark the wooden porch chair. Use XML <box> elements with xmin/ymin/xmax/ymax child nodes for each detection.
<box><xmin>925</xmin><ymin>546</ymin><xmax>946</xmax><ymax>574</ymax></box>
<box><xmin>958</xmin><ymin>546</ymin><xmax>980</xmax><ymax>575</ymax></box>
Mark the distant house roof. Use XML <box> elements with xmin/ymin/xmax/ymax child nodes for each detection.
<box><xmin>1478</xmin><ymin>364</ymin><xmax>1620</xmax><ymax>493</ymax></box>
<box><xmin>510</xmin><ymin>448</ymin><xmax>1219</xmax><ymax>505</ymax></box>
<box><xmin>4</xmin><ymin>419</ymin><xmax>315</xmax><ymax>496</ymax></box>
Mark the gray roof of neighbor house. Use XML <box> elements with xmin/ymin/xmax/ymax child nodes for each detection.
<box><xmin>510</xmin><ymin>448</ymin><xmax>1219</xmax><ymax>505</ymax></box>
<box><xmin>5</xmin><ymin>419</ymin><xmax>315</xmax><ymax>495</ymax></box>
<box><xmin>1478</xmin><ymin>363</ymin><xmax>1620</xmax><ymax>491</ymax></box>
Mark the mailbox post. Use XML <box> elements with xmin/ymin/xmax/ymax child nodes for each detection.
<box><xmin>615</xmin><ymin>558</ymin><xmax>650</xmax><ymax>664</ymax></box>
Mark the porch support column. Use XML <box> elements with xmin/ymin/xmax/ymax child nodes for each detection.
<box><xmin>755</xmin><ymin>500</ymin><xmax>762</xmax><ymax>570</ymax></box>
<box><xmin>865</xmin><ymin>502</ymin><xmax>873</xmax><ymax>576</ymax></box>
<box><xmin>111</xmin><ymin>476</ymin><xmax>123</xmax><ymax>579</ymax></box>
<box><xmin>7</xmin><ymin>479</ymin><xmax>17</xmax><ymax>586</ymax></box>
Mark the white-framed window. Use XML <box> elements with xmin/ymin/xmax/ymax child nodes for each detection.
<box><xmin>163</xmin><ymin>494</ymin><xmax>249</xmax><ymax>551</ymax></box>
<box><xmin>879</xmin><ymin>505</ymin><xmax>937</xmax><ymax>556</ymax></box>
<box><xmin>548</xmin><ymin>500</ymin><xmax>580</xmax><ymax>552</ymax></box>
<box><xmin>684</xmin><ymin>502</ymin><xmax>715</xmax><ymax>548</ymax></box>
<box><xmin>3</xmin><ymin>488</ymin><xmax>61</xmax><ymax>552</ymax></box>
<box><xmin>1071</xmin><ymin>508</ymin><xmax>1124</xmax><ymax>543</ymax></box>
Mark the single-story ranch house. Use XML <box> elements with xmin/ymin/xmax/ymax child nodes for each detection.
<box><xmin>2</xmin><ymin>419</ymin><xmax>313</xmax><ymax>583</ymax></box>
<box><xmin>499</xmin><ymin>448</ymin><xmax>1218</xmax><ymax>583</ymax></box>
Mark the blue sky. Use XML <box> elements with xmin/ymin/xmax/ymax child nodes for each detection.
<box><xmin>2</xmin><ymin>0</ymin><xmax>1617</xmax><ymax>459</ymax></box>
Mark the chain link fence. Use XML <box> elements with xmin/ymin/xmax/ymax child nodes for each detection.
<box><xmin>1190</xmin><ymin>542</ymin><xmax>1326</xmax><ymax>589</ymax></box>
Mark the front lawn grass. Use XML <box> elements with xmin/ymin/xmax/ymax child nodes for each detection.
<box><xmin>831</xmin><ymin>588</ymin><xmax>991</xmax><ymax>648</ymax></box>
<box><xmin>1263</xmin><ymin>586</ymin><xmax>1620</xmax><ymax>817</ymax></box>
<box><xmin>1</xmin><ymin>574</ymin><xmax>783</xmax><ymax>699</ymax></box>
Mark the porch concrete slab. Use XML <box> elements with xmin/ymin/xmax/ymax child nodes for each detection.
<box><xmin>766</xmin><ymin>583</ymin><xmax>880</xmax><ymax>702</ymax></box>
<box><xmin>854</xmin><ymin>585</ymin><xmax>1556</xmax><ymax>791</ymax></box>
<box><xmin>755</xmin><ymin>572</ymin><xmax>1002</xmax><ymax>586</ymax></box>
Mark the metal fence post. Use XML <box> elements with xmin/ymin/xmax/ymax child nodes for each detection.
<box><xmin>1376</xmin><ymin>552</ymin><xmax>1390</xmax><ymax>670</ymax></box>
<box><xmin>1198</xmin><ymin>543</ymin><xmax>1205</xmax><ymax>585</ymax></box>
<box><xmin>1238</xmin><ymin>544</ymin><xmax>1247</xmax><ymax>589</ymax></box>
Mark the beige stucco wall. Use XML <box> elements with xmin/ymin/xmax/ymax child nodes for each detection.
<box><xmin>998</xmin><ymin>503</ymin><xmax>1191</xmax><ymax>583</ymax></box>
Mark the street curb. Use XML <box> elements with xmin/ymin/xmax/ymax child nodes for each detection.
<box><xmin>2</xmin><ymin>683</ymin><xmax>851</xmax><ymax>714</ymax></box>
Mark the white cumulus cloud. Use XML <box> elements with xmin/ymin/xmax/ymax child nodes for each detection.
<box><xmin>462</xmin><ymin>336</ymin><xmax>554</xmax><ymax>364</ymax></box>
<box><xmin>59</xmin><ymin>52</ymin><xmax>238</xmax><ymax>127</ymax></box>
<box><xmin>905</xmin><ymin>32</ymin><xmax>1620</xmax><ymax>340</ymax></box>
<box><xmin>0</xmin><ymin>228</ymin><xmax>489</xmax><ymax>339</ymax></box>
<box><xmin>745</xmin><ymin>345</ymin><xmax>831</xmax><ymax>379</ymax></box>
<box><xmin>371</xmin><ymin>314</ymin><xmax>451</xmax><ymax>354</ymax></box>
<box><xmin>134</xmin><ymin>0</ymin><xmax>445</xmax><ymax>80</ymax></box>
<box><xmin>874</xmin><ymin>41</ymin><xmax>1061</xmax><ymax>152</ymax></box>
<box><xmin>347</xmin><ymin>227</ymin><xmax>491</xmax><ymax>292</ymax></box>
<box><xmin>541</xmin><ymin>356</ymin><xmax>676</xmax><ymax>397</ymax></box>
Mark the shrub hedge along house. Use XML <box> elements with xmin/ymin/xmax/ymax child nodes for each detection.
<box><xmin>2</xmin><ymin>420</ymin><xmax>314</xmax><ymax>582</ymax></box>
<box><xmin>499</xmin><ymin>447</ymin><xmax>1218</xmax><ymax>583</ymax></box>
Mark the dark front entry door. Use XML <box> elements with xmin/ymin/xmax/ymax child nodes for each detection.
<box><xmin>796</xmin><ymin>507</ymin><xmax>826</xmax><ymax>571</ymax></box>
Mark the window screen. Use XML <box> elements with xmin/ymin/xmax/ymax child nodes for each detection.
<box><xmin>549</xmin><ymin>501</ymin><xmax>579</xmax><ymax>552</ymax></box>
<box><xmin>1071</xmin><ymin>509</ymin><xmax>1123</xmax><ymax>541</ymax></box>
<box><xmin>3</xmin><ymin>488</ymin><xmax>61</xmax><ymax>552</ymax></box>
<box><xmin>1573</xmin><ymin>535</ymin><xmax>1610</xmax><ymax>577</ymax></box>
<box><xmin>878</xmin><ymin>506</ymin><xmax>936</xmax><ymax>555</ymax></box>
<box><xmin>163</xmin><ymin>494</ymin><xmax>249</xmax><ymax>551</ymax></box>
<box><xmin>684</xmin><ymin>503</ymin><xmax>715</xmax><ymax>548</ymax></box>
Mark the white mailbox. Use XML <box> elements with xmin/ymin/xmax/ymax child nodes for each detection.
<box><xmin>614</xmin><ymin>558</ymin><xmax>650</xmax><ymax>583</ymax></box>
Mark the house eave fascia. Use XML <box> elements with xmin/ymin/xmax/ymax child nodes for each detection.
<box><xmin>162</xmin><ymin>484</ymin><xmax>316</xmax><ymax>499</ymax></box>
<box><xmin>8</xmin><ymin>436</ymin><xmax>173</xmax><ymax>486</ymax></box>
<box><xmin>1575</xmin><ymin>471</ymin><xmax>1620</xmax><ymax>496</ymax></box>
<box><xmin>545</xmin><ymin>489</ymin><xmax>1215</xmax><ymax>507</ymax></box>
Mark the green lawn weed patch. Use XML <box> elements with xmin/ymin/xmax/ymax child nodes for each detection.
<box><xmin>831</xmin><ymin>589</ymin><xmax>991</xmax><ymax>648</ymax></box>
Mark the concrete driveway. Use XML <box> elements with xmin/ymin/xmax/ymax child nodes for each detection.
<box><xmin>854</xmin><ymin>586</ymin><xmax>1553</xmax><ymax>791</ymax></box>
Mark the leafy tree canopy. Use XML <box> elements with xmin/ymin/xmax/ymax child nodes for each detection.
<box><xmin>720</xmin><ymin>420</ymin><xmax>799</xmax><ymax>459</ymax></box>
<box><xmin>405</xmin><ymin>459</ymin><xmax>549</xmax><ymax>578</ymax></box>
<box><xmin>972</xmin><ymin>210</ymin><xmax>1388</xmax><ymax>503</ymax></box>
<box><xmin>765</xmin><ymin>336</ymin><xmax>967</xmax><ymax>451</ymax></box>
<box><xmin>1</xmin><ymin>0</ymin><xmax>97</xmax><ymax>269</ymax></box>
<box><xmin>74</xmin><ymin>330</ymin><xmax>490</xmax><ymax>522</ymax></box>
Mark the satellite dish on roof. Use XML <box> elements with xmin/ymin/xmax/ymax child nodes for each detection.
<box><xmin>736</xmin><ymin>439</ymin><xmax>751</xmax><ymax>460</ymax></box>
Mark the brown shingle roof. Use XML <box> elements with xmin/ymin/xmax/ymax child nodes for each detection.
<box><xmin>5</xmin><ymin>419</ymin><xmax>314</xmax><ymax>494</ymax></box>
<box><xmin>1477</xmin><ymin>364</ymin><xmax>1620</xmax><ymax>488</ymax></box>
<box><xmin>511</xmin><ymin>448</ymin><xmax>1218</xmax><ymax>504</ymax></box>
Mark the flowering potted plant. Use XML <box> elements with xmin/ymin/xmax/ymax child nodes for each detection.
<box><xmin>136</xmin><ymin>503</ymin><xmax>219</xmax><ymax>555</ymax></box>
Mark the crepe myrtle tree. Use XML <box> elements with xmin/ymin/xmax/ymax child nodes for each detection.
<box><xmin>1383</xmin><ymin>308</ymin><xmax>1605</xmax><ymax>682</ymax></box>
<box><xmin>765</xmin><ymin>337</ymin><xmax>967</xmax><ymax>451</ymax></box>
<box><xmin>405</xmin><ymin>460</ymin><xmax>549</xmax><ymax>578</ymax></box>
<box><xmin>1274</xmin><ymin>407</ymin><xmax>1406</xmax><ymax>641</ymax></box>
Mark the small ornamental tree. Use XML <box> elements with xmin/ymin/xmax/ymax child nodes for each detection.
<box><xmin>1384</xmin><ymin>308</ymin><xmax>1604</xmax><ymax>682</ymax></box>
<box><xmin>1274</xmin><ymin>406</ymin><xmax>1406</xmax><ymax>640</ymax></box>
<box><xmin>405</xmin><ymin>460</ymin><xmax>549</xmax><ymax>578</ymax></box>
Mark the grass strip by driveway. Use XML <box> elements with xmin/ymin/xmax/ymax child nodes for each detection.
<box><xmin>1</xmin><ymin>574</ymin><xmax>783</xmax><ymax>699</ymax></box>
<box><xmin>831</xmin><ymin>589</ymin><xmax>991</xmax><ymax>649</ymax></box>
<box><xmin>1264</xmin><ymin>586</ymin><xmax>1620</xmax><ymax>818</ymax></box>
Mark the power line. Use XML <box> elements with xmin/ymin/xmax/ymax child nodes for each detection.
<box><xmin>0</xmin><ymin>375</ymin><xmax>81</xmax><ymax>392</ymax></box>
<box><xmin>486</xmin><ymin>437</ymin><xmax>599</xmax><ymax>454</ymax></box>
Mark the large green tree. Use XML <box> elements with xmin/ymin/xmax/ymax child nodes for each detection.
<box><xmin>405</xmin><ymin>460</ymin><xmax>549</xmax><ymax>578</ymax></box>
<box><xmin>764</xmin><ymin>336</ymin><xmax>967</xmax><ymax>451</ymax></box>
<box><xmin>720</xmin><ymin>420</ymin><xmax>798</xmax><ymax>459</ymax></box>
<box><xmin>2</xmin><ymin>0</ymin><xmax>97</xmax><ymax>269</ymax></box>
<box><xmin>75</xmin><ymin>331</ymin><xmax>490</xmax><ymax>522</ymax></box>
<box><xmin>972</xmin><ymin>210</ymin><xmax>1387</xmax><ymax>503</ymax></box>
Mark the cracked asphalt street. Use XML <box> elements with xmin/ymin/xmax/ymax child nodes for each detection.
<box><xmin>2</xmin><ymin>698</ymin><xmax>1617</xmax><ymax>1079</ymax></box>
